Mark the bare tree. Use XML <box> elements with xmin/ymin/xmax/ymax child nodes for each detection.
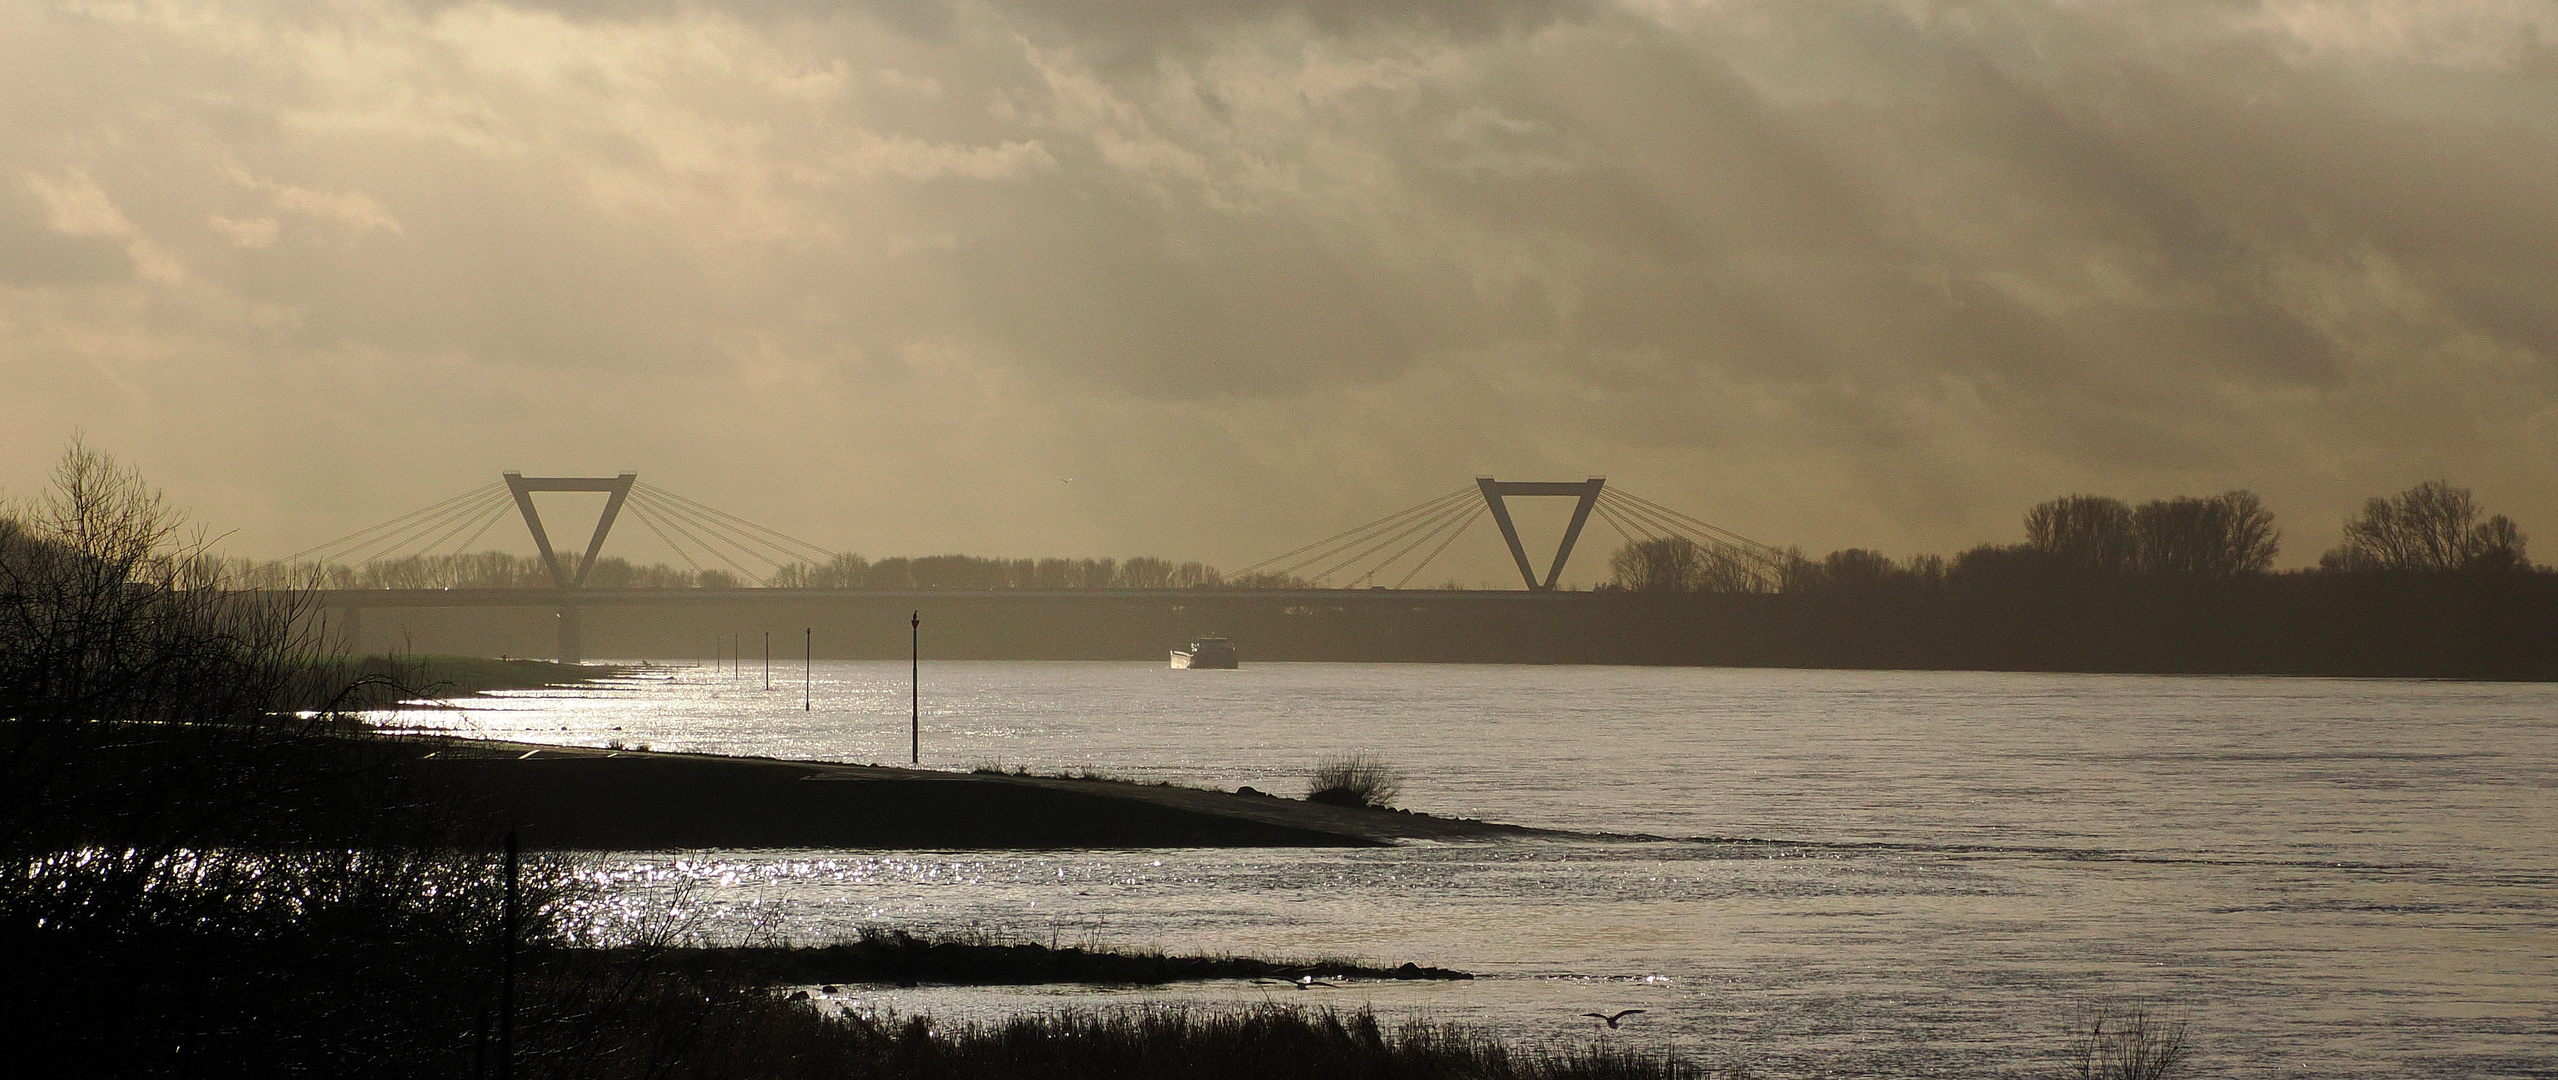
<box><xmin>3</xmin><ymin>440</ymin><xmax>553</xmax><ymax>1075</ymax></box>
<box><xmin>2132</xmin><ymin>491</ymin><xmax>2279</xmax><ymax>576</ymax></box>
<box><xmin>2326</xmin><ymin>480</ymin><xmax>2528</xmax><ymax>571</ymax></box>
<box><xmin>2026</xmin><ymin>495</ymin><xmax>2137</xmax><ymax>572</ymax></box>
<box><xmin>1609</xmin><ymin>536</ymin><xmax>1707</xmax><ymax>592</ymax></box>
<box><xmin>1699</xmin><ymin>543</ymin><xmax>1770</xmax><ymax>593</ymax></box>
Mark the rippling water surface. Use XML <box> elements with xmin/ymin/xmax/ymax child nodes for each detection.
<box><xmin>392</xmin><ymin>662</ymin><xmax>2557</xmax><ymax>1078</ymax></box>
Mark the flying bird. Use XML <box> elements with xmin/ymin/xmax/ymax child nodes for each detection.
<box><xmin>1583</xmin><ymin>1009</ymin><xmax>1646</xmax><ymax>1029</ymax></box>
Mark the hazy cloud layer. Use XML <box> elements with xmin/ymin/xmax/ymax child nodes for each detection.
<box><xmin>5</xmin><ymin>0</ymin><xmax>2554</xmax><ymax>581</ymax></box>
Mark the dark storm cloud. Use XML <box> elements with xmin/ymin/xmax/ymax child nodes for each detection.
<box><xmin>4</xmin><ymin>0</ymin><xmax>2554</xmax><ymax>576</ymax></box>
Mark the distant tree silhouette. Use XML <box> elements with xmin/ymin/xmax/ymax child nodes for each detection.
<box><xmin>1781</xmin><ymin>548</ymin><xmax>1918</xmax><ymax>593</ymax></box>
<box><xmin>2132</xmin><ymin>491</ymin><xmax>2279</xmax><ymax>576</ymax></box>
<box><xmin>1609</xmin><ymin>536</ymin><xmax>1708</xmax><ymax>592</ymax></box>
<box><xmin>767</xmin><ymin>552</ymin><xmax>869</xmax><ymax>588</ymax></box>
<box><xmin>2323</xmin><ymin>480</ymin><xmax>2529</xmax><ymax>571</ymax></box>
<box><xmin>246</xmin><ymin>546</ymin><xmax>1295</xmax><ymax>592</ymax></box>
<box><xmin>2024</xmin><ymin>495</ymin><xmax>2136</xmax><ymax>572</ymax></box>
<box><xmin>1118</xmin><ymin>556</ymin><xmax>1176</xmax><ymax>589</ymax></box>
<box><xmin>1949</xmin><ymin>543</ymin><xmax>2061</xmax><ymax>589</ymax></box>
<box><xmin>1824</xmin><ymin>548</ymin><xmax>1901</xmax><ymax>587</ymax></box>
<box><xmin>1700</xmin><ymin>543</ymin><xmax>1768</xmax><ymax>593</ymax></box>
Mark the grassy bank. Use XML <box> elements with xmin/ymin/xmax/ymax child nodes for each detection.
<box><xmin>690</xmin><ymin>1000</ymin><xmax>1706</xmax><ymax>1079</ymax></box>
<box><xmin>581</xmin><ymin>926</ymin><xmax>1473</xmax><ymax>987</ymax></box>
<box><xmin>507</xmin><ymin>964</ymin><xmax>1706</xmax><ymax>1080</ymax></box>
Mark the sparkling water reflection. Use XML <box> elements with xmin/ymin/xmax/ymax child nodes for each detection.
<box><xmin>392</xmin><ymin>663</ymin><xmax>2558</xmax><ymax>1078</ymax></box>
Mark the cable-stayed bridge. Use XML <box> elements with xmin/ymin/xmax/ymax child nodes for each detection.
<box><xmin>293</xmin><ymin>472</ymin><xmax>838</xmax><ymax>590</ymax></box>
<box><xmin>296</xmin><ymin>472</ymin><xmax>1778</xmax><ymax>661</ymax></box>
<box><xmin>1228</xmin><ymin>478</ymin><xmax>1786</xmax><ymax>593</ymax></box>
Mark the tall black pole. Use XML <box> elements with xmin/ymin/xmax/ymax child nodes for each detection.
<box><xmin>499</xmin><ymin>827</ymin><xmax>518</xmax><ymax>1080</ymax></box>
<box><xmin>804</xmin><ymin>628</ymin><xmax>811</xmax><ymax>711</ymax></box>
<box><xmin>910</xmin><ymin>610</ymin><xmax>920</xmax><ymax>765</ymax></box>
<box><xmin>764</xmin><ymin>631</ymin><xmax>771</xmax><ymax>691</ymax></box>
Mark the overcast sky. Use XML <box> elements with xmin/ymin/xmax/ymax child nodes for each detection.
<box><xmin>5</xmin><ymin>0</ymin><xmax>2554</xmax><ymax>584</ymax></box>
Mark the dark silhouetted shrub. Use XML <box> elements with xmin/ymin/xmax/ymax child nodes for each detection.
<box><xmin>1306</xmin><ymin>752</ymin><xmax>1406</xmax><ymax>808</ymax></box>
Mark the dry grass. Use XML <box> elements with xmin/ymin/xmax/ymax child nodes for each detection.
<box><xmin>1307</xmin><ymin>752</ymin><xmax>1407</xmax><ymax>808</ymax></box>
<box><xmin>2062</xmin><ymin>1005</ymin><xmax>2191</xmax><ymax>1080</ymax></box>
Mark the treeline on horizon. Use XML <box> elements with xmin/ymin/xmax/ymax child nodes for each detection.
<box><xmin>227</xmin><ymin>551</ymin><xmax>1315</xmax><ymax>591</ymax></box>
<box><xmin>1614</xmin><ymin>479</ymin><xmax>2535</xmax><ymax>596</ymax></box>
<box><xmin>233</xmin><ymin>479</ymin><xmax>2537</xmax><ymax>594</ymax></box>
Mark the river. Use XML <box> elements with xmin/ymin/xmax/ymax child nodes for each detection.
<box><xmin>386</xmin><ymin>662</ymin><xmax>2557</xmax><ymax>1078</ymax></box>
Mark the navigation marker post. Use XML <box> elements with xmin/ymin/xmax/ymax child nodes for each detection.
<box><xmin>764</xmin><ymin>631</ymin><xmax>770</xmax><ymax>691</ymax></box>
<box><xmin>804</xmin><ymin>628</ymin><xmax>811</xmax><ymax>711</ymax></box>
<box><xmin>910</xmin><ymin>610</ymin><xmax>921</xmax><ymax>765</ymax></box>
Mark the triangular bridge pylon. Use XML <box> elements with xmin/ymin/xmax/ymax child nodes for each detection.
<box><xmin>1476</xmin><ymin>477</ymin><xmax>1605</xmax><ymax>591</ymax></box>
<box><xmin>504</xmin><ymin>471</ymin><xmax>637</xmax><ymax>589</ymax></box>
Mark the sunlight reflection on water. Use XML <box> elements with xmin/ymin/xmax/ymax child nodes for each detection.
<box><xmin>387</xmin><ymin>663</ymin><xmax>2558</xmax><ymax>1078</ymax></box>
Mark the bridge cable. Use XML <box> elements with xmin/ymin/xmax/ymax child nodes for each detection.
<box><xmin>287</xmin><ymin>481</ymin><xmax>500</xmax><ymax>562</ymax></box>
<box><xmin>1607</xmin><ymin>488</ymin><xmax>1786</xmax><ymax>562</ymax></box>
<box><xmin>623</xmin><ymin>500</ymin><xmax>706</xmax><ymax>575</ymax></box>
<box><xmin>627</xmin><ymin>498</ymin><xmax>761</xmax><ymax>583</ymax></box>
<box><xmin>1595</xmin><ymin>495</ymin><xmax>1671</xmax><ymax>543</ymax></box>
<box><xmin>1249</xmin><ymin>489</ymin><xmax>1473</xmax><ymax>581</ymax></box>
<box><xmin>1590</xmin><ymin>500</ymin><xmax>1643</xmax><ymax>545</ymax></box>
<box><xmin>625</xmin><ymin>492</ymin><xmax>828</xmax><ymax>580</ymax></box>
<box><xmin>1594</xmin><ymin>489</ymin><xmax>1784</xmax><ymax>590</ymax></box>
<box><xmin>1300</xmin><ymin>496</ymin><xmax>1475</xmax><ymax>582</ymax></box>
<box><xmin>626</xmin><ymin>491</ymin><xmax>815</xmax><ymax>579</ymax></box>
<box><xmin>333</xmin><ymin>487</ymin><xmax>514</xmax><ymax>567</ymax></box>
<box><xmin>631</xmin><ymin>484</ymin><xmax>836</xmax><ymax>566</ymax></box>
<box><xmin>636</xmin><ymin>483</ymin><xmax>836</xmax><ymax>562</ymax></box>
<box><xmin>1227</xmin><ymin>486</ymin><xmax>1475</xmax><ymax>580</ymax></box>
<box><xmin>637</xmin><ymin>499</ymin><xmax>758</xmax><ymax>581</ymax></box>
<box><xmin>1301</xmin><ymin>496</ymin><xmax>1479</xmax><ymax>584</ymax></box>
<box><xmin>288</xmin><ymin>482</ymin><xmax>507</xmax><ymax>563</ymax></box>
<box><xmin>1227</xmin><ymin>488</ymin><xmax>1473</xmax><ymax>586</ymax></box>
<box><xmin>1391</xmin><ymin>504</ymin><xmax>1487</xmax><ymax>589</ymax></box>
<box><xmin>1358</xmin><ymin>500</ymin><xmax>1483</xmax><ymax>586</ymax></box>
<box><xmin>440</xmin><ymin>497</ymin><xmax>513</xmax><ymax>557</ymax></box>
<box><xmin>628</xmin><ymin>489</ymin><xmax>823</xmax><ymax>573</ymax></box>
<box><xmin>625</xmin><ymin>492</ymin><xmax>760</xmax><ymax>568</ymax></box>
<box><xmin>1349</xmin><ymin>500</ymin><xmax>1485</xmax><ymax>587</ymax></box>
<box><xmin>405</xmin><ymin>490</ymin><xmax>514</xmax><ymax>561</ymax></box>
<box><xmin>1599</xmin><ymin>492</ymin><xmax>1708</xmax><ymax>551</ymax></box>
<box><xmin>1599</xmin><ymin>490</ymin><xmax>1706</xmax><ymax>545</ymax></box>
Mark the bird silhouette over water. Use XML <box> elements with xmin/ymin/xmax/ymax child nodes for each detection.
<box><xmin>1583</xmin><ymin>1009</ymin><xmax>1646</xmax><ymax>1029</ymax></box>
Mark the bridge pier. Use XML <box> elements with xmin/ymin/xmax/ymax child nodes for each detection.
<box><xmin>557</xmin><ymin>605</ymin><xmax>583</xmax><ymax>664</ymax></box>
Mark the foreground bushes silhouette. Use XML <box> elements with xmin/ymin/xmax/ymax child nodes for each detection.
<box><xmin>1</xmin><ymin>441</ymin><xmax>560</xmax><ymax>1077</ymax></box>
<box><xmin>590</xmin><ymin>925</ymin><xmax>1472</xmax><ymax>987</ymax></box>
<box><xmin>493</xmin><ymin>982</ymin><xmax>1709</xmax><ymax>1080</ymax></box>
